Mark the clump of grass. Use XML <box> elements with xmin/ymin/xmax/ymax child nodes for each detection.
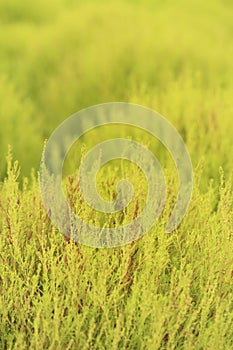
<box><xmin>0</xmin><ymin>148</ymin><xmax>232</xmax><ymax>349</ymax></box>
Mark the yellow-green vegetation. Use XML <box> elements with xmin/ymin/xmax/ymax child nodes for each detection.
<box><xmin>0</xmin><ymin>0</ymin><xmax>232</xmax><ymax>349</ymax></box>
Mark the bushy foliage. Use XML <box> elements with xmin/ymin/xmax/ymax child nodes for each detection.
<box><xmin>0</xmin><ymin>0</ymin><xmax>232</xmax><ymax>349</ymax></box>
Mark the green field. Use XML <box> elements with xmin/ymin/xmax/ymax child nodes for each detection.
<box><xmin>0</xmin><ymin>0</ymin><xmax>232</xmax><ymax>349</ymax></box>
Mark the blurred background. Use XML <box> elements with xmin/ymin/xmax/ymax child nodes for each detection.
<box><xmin>0</xmin><ymin>0</ymin><xmax>232</xmax><ymax>186</ymax></box>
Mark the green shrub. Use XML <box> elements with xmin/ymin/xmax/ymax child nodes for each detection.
<box><xmin>0</xmin><ymin>0</ymin><xmax>232</xmax><ymax>348</ymax></box>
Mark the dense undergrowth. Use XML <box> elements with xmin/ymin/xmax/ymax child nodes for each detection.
<box><xmin>0</xmin><ymin>0</ymin><xmax>232</xmax><ymax>349</ymax></box>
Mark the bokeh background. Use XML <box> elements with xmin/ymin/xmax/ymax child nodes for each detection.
<box><xmin>0</xmin><ymin>0</ymin><xmax>232</xmax><ymax>185</ymax></box>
